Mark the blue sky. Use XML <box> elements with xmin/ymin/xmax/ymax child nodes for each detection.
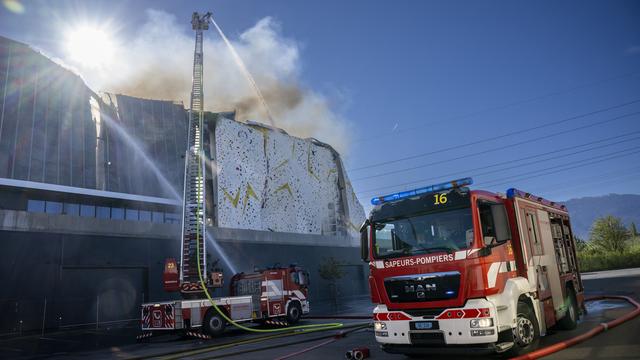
<box><xmin>2</xmin><ymin>0</ymin><xmax>639</xmax><ymax>211</ymax></box>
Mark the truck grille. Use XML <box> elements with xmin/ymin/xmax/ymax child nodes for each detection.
<box><xmin>384</xmin><ymin>271</ymin><xmax>460</xmax><ymax>303</ymax></box>
<box><xmin>402</xmin><ymin>308</ymin><xmax>446</xmax><ymax>318</ymax></box>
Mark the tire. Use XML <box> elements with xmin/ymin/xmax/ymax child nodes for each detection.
<box><xmin>286</xmin><ymin>302</ymin><xmax>302</xmax><ymax>324</ymax></box>
<box><xmin>557</xmin><ymin>288</ymin><xmax>578</xmax><ymax>330</ymax></box>
<box><xmin>506</xmin><ymin>301</ymin><xmax>540</xmax><ymax>357</ymax></box>
<box><xmin>203</xmin><ymin>310</ymin><xmax>226</xmax><ymax>337</ymax></box>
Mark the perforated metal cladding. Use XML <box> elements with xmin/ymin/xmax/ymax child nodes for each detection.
<box><xmin>215</xmin><ymin>118</ymin><xmax>364</xmax><ymax>237</ymax></box>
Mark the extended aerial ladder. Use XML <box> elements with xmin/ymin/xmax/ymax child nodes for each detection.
<box><xmin>141</xmin><ymin>12</ymin><xmax>318</xmax><ymax>338</ymax></box>
<box><xmin>179</xmin><ymin>12</ymin><xmax>213</xmax><ymax>294</ymax></box>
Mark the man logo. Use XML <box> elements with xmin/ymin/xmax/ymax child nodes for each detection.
<box><xmin>405</xmin><ymin>283</ymin><xmax>436</xmax><ymax>293</ymax></box>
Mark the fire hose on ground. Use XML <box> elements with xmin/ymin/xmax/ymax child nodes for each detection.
<box><xmin>510</xmin><ymin>295</ymin><xmax>640</xmax><ymax>360</ymax></box>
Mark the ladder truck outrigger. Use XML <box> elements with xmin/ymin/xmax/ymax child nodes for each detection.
<box><xmin>360</xmin><ymin>177</ymin><xmax>585</xmax><ymax>356</ymax></box>
<box><xmin>138</xmin><ymin>12</ymin><xmax>310</xmax><ymax>340</ymax></box>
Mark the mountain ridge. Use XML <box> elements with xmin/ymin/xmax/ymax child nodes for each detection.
<box><xmin>563</xmin><ymin>193</ymin><xmax>640</xmax><ymax>239</ymax></box>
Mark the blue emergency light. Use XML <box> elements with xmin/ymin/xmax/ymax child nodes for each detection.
<box><xmin>371</xmin><ymin>177</ymin><xmax>473</xmax><ymax>206</ymax></box>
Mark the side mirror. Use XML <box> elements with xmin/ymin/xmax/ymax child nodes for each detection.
<box><xmin>360</xmin><ymin>220</ymin><xmax>370</xmax><ymax>262</ymax></box>
<box><xmin>491</xmin><ymin>204</ymin><xmax>511</xmax><ymax>243</ymax></box>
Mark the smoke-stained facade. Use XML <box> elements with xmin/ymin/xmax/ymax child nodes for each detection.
<box><xmin>0</xmin><ymin>36</ymin><xmax>98</xmax><ymax>188</ymax></box>
<box><xmin>0</xmin><ymin>36</ymin><xmax>364</xmax><ymax>236</ymax></box>
<box><xmin>100</xmin><ymin>94</ymin><xmax>188</xmax><ymax>198</ymax></box>
<box><xmin>0</xmin><ymin>36</ymin><xmax>186</xmax><ymax>199</ymax></box>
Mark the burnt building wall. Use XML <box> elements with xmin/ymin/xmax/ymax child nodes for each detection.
<box><xmin>0</xmin><ymin>36</ymin><xmax>97</xmax><ymax>189</ymax></box>
<box><xmin>0</xmin><ymin>36</ymin><xmax>190</xmax><ymax>199</ymax></box>
<box><xmin>100</xmin><ymin>93</ymin><xmax>188</xmax><ymax>198</ymax></box>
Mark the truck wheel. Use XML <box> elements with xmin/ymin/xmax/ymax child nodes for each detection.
<box><xmin>557</xmin><ymin>288</ymin><xmax>578</xmax><ymax>330</ymax></box>
<box><xmin>203</xmin><ymin>310</ymin><xmax>226</xmax><ymax>336</ymax></box>
<box><xmin>286</xmin><ymin>302</ymin><xmax>302</xmax><ymax>324</ymax></box>
<box><xmin>507</xmin><ymin>301</ymin><xmax>540</xmax><ymax>357</ymax></box>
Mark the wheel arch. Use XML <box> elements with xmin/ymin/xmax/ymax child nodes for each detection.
<box><xmin>286</xmin><ymin>298</ymin><xmax>302</xmax><ymax>314</ymax></box>
<box><xmin>487</xmin><ymin>277</ymin><xmax>540</xmax><ymax>333</ymax></box>
<box><xmin>204</xmin><ymin>304</ymin><xmax>230</xmax><ymax>322</ymax></box>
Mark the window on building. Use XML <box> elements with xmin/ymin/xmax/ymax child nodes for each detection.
<box><xmin>125</xmin><ymin>208</ymin><xmax>139</xmax><ymax>221</ymax></box>
<box><xmin>152</xmin><ymin>211</ymin><xmax>164</xmax><ymax>223</ymax></box>
<box><xmin>111</xmin><ymin>207</ymin><xmax>124</xmax><ymax>220</ymax></box>
<box><xmin>139</xmin><ymin>210</ymin><xmax>151</xmax><ymax>222</ymax></box>
<box><xmin>27</xmin><ymin>200</ymin><xmax>45</xmax><ymax>213</ymax></box>
<box><xmin>45</xmin><ymin>201</ymin><xmax>63</xmax><ymax>214</ymax></box>
<box><xmin>165</xmin><ymin>212</ymin><xmax>181</xmax><ymax>224</ymax></box>
<box><xmin>96</xmin><ymin>206</ymin><xmax>110</xmax><ymax>219</ymax></box>
<box><xmin>63</xmin><ymin>203</ymin><xmax>79</xmax><ymax>216</ymax></box>
<box><xmin>80</xmin><ymin>205</ymin><xmax>95</xmax><ymax>217</ymax></box>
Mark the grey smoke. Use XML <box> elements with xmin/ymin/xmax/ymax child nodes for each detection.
<box><xmin>67</xmin><ymin>9</ymin><xmax>351</xmax><ymax>154</ymax></box>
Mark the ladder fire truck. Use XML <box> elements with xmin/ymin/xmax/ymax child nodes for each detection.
<box><xmin>138</xmin><ymin>12</ymin><xmax>309</xmax><ymax>339</ymax></box>
<box><xmin>360</xmin><ymin>178</ymin><xmax>584</xmax><ymax>356</ymax></box>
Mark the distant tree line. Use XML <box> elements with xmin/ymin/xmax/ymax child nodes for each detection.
<box><xmin>576</xmin><ymin>216</ymin><xmax>640</xmax><ymax>272</ymax></box>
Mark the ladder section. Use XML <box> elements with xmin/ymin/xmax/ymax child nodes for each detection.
<box><xmin>179</xmin><ymin>12</ymin><xmax>212</xmax><ymax>293</ymax></box>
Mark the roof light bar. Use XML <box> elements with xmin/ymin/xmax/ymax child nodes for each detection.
<box><xmin>506</xmin><ymin>188</ymin><xmax>567</xmax><ymax>211</ymax></box>
<box><xmin>371</xmin><ymin>177</ymin><xmax>473</xmax><ymax>206</ymax></box>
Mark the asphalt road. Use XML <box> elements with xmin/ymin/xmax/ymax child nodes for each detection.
<box><xmin>1</xmin><ymin>268</ymin><xmax>639</xmax><ymax>359</ymax></box>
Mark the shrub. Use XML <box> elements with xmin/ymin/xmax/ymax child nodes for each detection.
<box><xmin>589</xmin><ymin>215</ymin><xmax>631</xmax><ymax>253</ymax></box>
<box><xmin>577</xmin><ymin>248</ymin><xmax>640</xmax><ymax>272</ymax></box>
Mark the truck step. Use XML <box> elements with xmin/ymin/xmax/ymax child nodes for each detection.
<box><xmin>136</xmin><ymin>332</ymin><xmax>153</xmax><ymax>342</ymax></box>
<box><xmin>494</xmin><ymin>342</ymin><xmax>514</xmax><ymax>353</ymax></box>
<box><xmin>264</xmin><ymin>319</ymin><xmax>290</xmax><ymax>327</ymax></box>
<box><xmin>185</xmin><ymin>331</ymin><xmax>212</xmax><ymax>339</ymax></box>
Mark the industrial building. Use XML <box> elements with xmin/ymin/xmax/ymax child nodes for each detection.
<box><xmin>0</xmin><ymin>36</ymin><xmax>366</xmax><ymax>334</ymax></box>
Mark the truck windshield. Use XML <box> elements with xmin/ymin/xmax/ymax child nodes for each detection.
<box><xmin>373</xmin><ymin>207</ymin><xmax>473</xmax><ymax>259</ymax></box>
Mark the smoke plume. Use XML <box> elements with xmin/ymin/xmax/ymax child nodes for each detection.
<box><xmin>70</xmin><ymin>10</ymin><xmax>351</xmax><ymax>154</ymax></box>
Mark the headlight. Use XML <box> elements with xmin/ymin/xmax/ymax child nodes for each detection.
<box><xmin>374</xmin><ymin>321</ymin><xmax>387</xmax><ymax>331</ymax></box>
<box><xmin>470</xmin><ymin>318</ymin><xmax>493</xmax><ymax>328</ymax></box>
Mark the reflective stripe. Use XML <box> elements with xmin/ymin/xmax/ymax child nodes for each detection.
<box><xmin>487</xmin><ymin>262</ymin><xmax>502</xmax><ymax>288</ymax></box>
<box><xmin>487</xmin><ymin>261</ymin><xmax>517</xmax><ymax>288</ymax></box>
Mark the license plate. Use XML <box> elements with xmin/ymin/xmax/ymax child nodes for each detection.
<box><xmin>414</xmin><ymin>321</ymin><xmax>434</xmax><ymax>330</ymax></box>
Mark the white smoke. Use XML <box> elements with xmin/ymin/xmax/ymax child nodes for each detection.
<box><xmin>70</xmin><ymin>9</ymin><xmax>351</xmax><ymax>154</ymax></box>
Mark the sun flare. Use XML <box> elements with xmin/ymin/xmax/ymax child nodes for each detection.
<box><xmin>65</xmin><ymin>25</ymin><xmax>116</xmax><ymax>68</ymax></box>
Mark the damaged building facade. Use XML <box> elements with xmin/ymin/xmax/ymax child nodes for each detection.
<box><xmin>0</xmin><ymin>36</ymin><xmax>365</xmax><ymax>333</ymax></box>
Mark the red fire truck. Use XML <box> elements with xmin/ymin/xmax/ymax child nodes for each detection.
<box><xmin>140</xmin><ymin>262</ymin><xmax>310</xmax><ymax>337</ymax></box>
<box><xmin>360</xmin><ymin>178</ymin><xmax>584</xmax><ymax>356</ymax></box>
